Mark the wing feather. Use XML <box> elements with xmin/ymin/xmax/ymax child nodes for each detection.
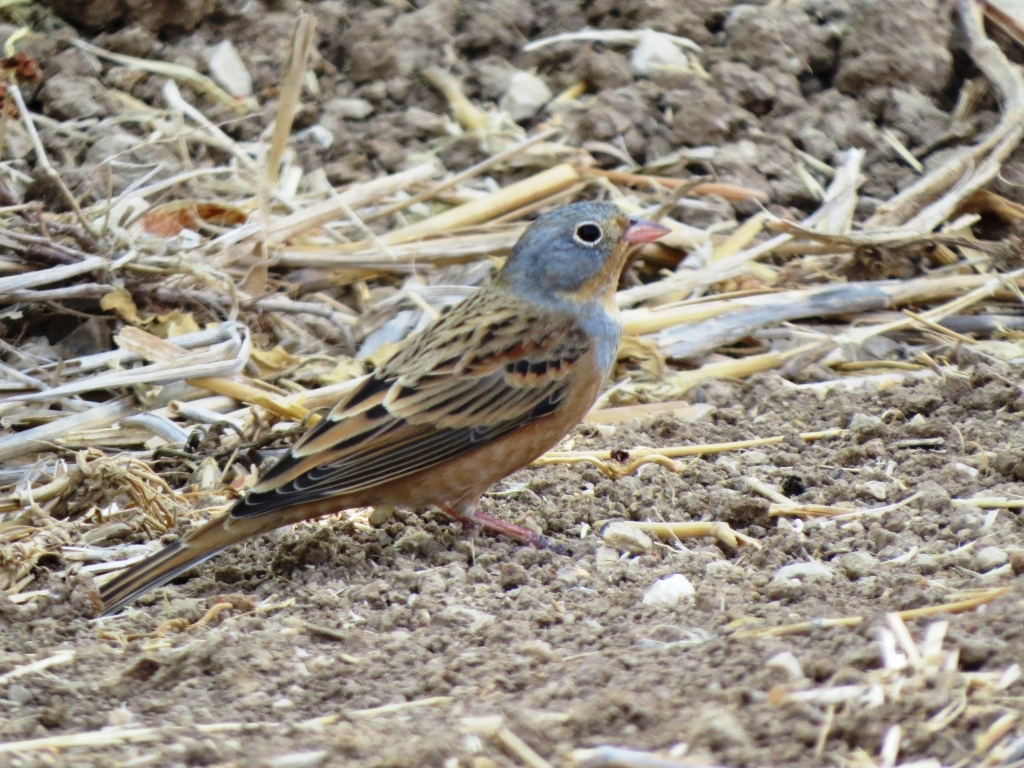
<box><xmin>232</xmin><ymin>290</ymin><xmax>592</xmax><ymax>520</ymax></box>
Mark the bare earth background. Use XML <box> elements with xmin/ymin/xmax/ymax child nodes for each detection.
<box><xmin>3</xmin><ymin>0</ymin><xmax>1024</xmax><ymax>767</ymax></box>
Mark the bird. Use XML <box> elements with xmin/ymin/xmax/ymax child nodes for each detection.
<box><xmin>97</xmin><ymin>201</ymin><xmax>669</xmax><ymax>616</ymax></box>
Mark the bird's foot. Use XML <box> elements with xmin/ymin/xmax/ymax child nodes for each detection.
<box><xmin>441</xmin><ymin>506</ymin><xmax>565</xmax><ymax>553</ymax></box>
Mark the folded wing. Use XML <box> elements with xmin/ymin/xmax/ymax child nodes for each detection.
<box><xmin>231</xmin><ymin>292</ymin><xmax>590</xmax><ymax>518</ymax></box>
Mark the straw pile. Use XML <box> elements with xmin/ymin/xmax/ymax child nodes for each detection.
<box><xmin>1</xmin><ymin>0</ymin><xmax>1023</xmax><ymax>601</ymax></box>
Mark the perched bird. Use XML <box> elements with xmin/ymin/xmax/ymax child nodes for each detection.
<box><xmin>98</xmin><ymin>201</ymin><xmax>669</xmax><ymax>616</ymax></box>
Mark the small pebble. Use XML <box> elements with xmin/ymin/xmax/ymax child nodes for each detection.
<box><xmin>420</xmin><ymin>571</ymin><xmax>446</xmax><ymax>595</ymax></box>
<box><xmin>953</xmin><ymin>462</ymin><xmax>980</xmax><ymax>479</ymax></box>
<box><xmin>679</xmin><ymin>403</ymin><xmax>716</xmax><ymax>423</ymax></box>
<box><xmin>974</xmin><ymin>546</ymin><xmax>1009</xmax><ymax>573</ymax></box>
<box><xmin>594</xmin><ymin>545</ymin><xmax>621</xmax><ymax>568</ymax></box>
<box><xmin>1006</xmin><ymin>550</ymin><xmax>1024</xmax><ymax>576</ymax></box>
<box><xmin>642</xmin><ymin>574</ymin><xmax>695</xmax><ymax>608</ymax></box>
<box><xmin>849</xmin><ymin>413</ymin><xmax>882</xmax><ymax>431</ymax></box>
<box><xmin>518</xmin><ymin>640</ymin><xmax>559</xmax><ymax>663</ymax></box>
<box><xmin>207</xmin><ymin>40</ymin><xmax>252</xmax><ymax>98</ymax></box>
<box><xmin>296</xmin><ymin>125</ymin><xmax>333</xmax><ymax>149</ymax></box>
<box><xmin>268</xmin><ymin>751</ymin><xmax>329</xmax><ymax>768</ymax></box>
<box><xmin>716</xmin><ymin>458</ymin><xmax>740</xmax><ymax>475</ymax></box>
<box><xmin>238</xmin><ymin>691</ymin><xmax>271</xmax><ymax>709</ymax></box>
<box><xmin>602</xmin><ymin>522</ymin><xmax>653</xmax><ymax>555</ymax></box>
<box><xmin>368</xmin><ymin>504</ymin><xmax>394</xmax><ymax>527</ymax></box>
<box><xmin>631</xmin><ymin>29</ymin><xmax>691</xmax><ymax>75</ymax></box>
<box><xmin>741</xmin><ymin>450</ymin><xmax>769</xmax><ymax>465</ymax></box>
<box><xmin>765</xmin><ymin>651</ymin><xmax>807</xmax><ymax>683</ymax></box>
<box><xmin>837</xmin><ymin>551</ymin><xmax>880</xmax><ymax>580</ymax></box>
<box><xmin>802</xmin><ymin>655</ymin><xmax>838</xmax><ymax>681</ymax></box>
<box><xmin>7</xmin><ymin>684</ymin><xmax>31</xmax><ymax>706</ymax></box>
<box><xmin>861</xmin><ymin>481</ymin><xmax>887</xmax><ymax>501</ymax></box>
<box><xmin>499</xmin><ymin>562</ymin><xmax>529</xmax><ymax>589</ymax></box>
<box><xmin>688</xmin><ymin>708</ymin><xmax>751</xmax><ymax>748</ymax></box>
<box><xmin>330</xmin><ymin>97</ymin><xmax>375</xmax><ymax>120</ymax></box>
<box><xmin>774</xmin><ymin>561</ymin><xmax>833</xmax><ymax>582</ymax></box>
<box><xmin>704</xmin><ymin>560</ymin><xmax>735</xmax><ymax>574</ymax></box>
<box><xmin>106</xmin><ymin>705</ymin><xmax>140</xmax><ymax>727</ymax></box>
<box><xmin>959</xmin><ymin>637</ymin><xmax>996</xmax><ymax>668</ymax></box>
<box><xmin>272</xmin><ymin>698</ymin><xmax>295</xmax><ymax>711</ymax></box>
<box><xmin>499</xmin><ymin>70</ymin><xmax>551</xmax><ymax>122</ymax></box>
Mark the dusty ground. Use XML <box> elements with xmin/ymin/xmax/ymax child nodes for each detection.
<box><xmin>4</xmin><ymin>362</ymin><xmax>1024</xmax><ymax>767</ymax></box>
<box><xmin>4</xmin><ymin>0</ymin><xmax>1024</xmax><ymax>766</ymax></box>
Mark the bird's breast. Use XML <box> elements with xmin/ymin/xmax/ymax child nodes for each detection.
<box><xmin>576</xmin><ymin>304</ymin><xmax>622</xmax><ymax>376</ymax></box>
<box><xmin>379</xmin><ymin>346</ymin><xmax>608</xmax><ymax>509</ymax></box>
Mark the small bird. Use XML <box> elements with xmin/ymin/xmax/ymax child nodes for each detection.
<box><xmin>98</xmin><ymin>201</ymin><xmax>669</xmax><ymax>616</ymax></box>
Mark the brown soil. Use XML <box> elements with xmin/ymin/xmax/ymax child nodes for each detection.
<box><xmin>4</xmin><ymin>1</ymin><xmax>1024</xmax><ymax>767</ymax></box>
<box><xmin>5</xmin><ymin>361</ymin><xmax>1024</xmax><ymax>767</ymax></box>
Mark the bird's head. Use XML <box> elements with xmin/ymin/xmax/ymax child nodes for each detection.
<box><xmin>498</xmin><ymin>201</ymin><xmax>669</xmax><ymax>307</ymax></box>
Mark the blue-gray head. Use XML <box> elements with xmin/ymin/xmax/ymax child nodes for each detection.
<box><xmin>498</xmin><ymin>201</ymin><xmax>668</xmax><ymax>305</ymax></box>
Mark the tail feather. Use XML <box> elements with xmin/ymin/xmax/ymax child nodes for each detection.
<box><xmin>98</xmin><ymin>491</ymin><xmax>352</xmax><ymax>616</ymax></box>
<box><xmin>98</xmin><ymin>513</ymin><xmax>267</xmax><ymax>617</ymax></box>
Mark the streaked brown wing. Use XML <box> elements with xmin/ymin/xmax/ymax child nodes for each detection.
<box><xmin>231</xmin><ymin>292</ymin><xmax>590</xmax><ymax>519</ymax></box>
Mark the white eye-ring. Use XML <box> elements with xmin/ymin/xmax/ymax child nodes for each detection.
<box><xmin>573</xmin><ymin>221</ymin><xmax>603</xmax><ymax>247</ymax></box>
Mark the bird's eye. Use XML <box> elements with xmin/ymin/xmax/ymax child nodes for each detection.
<box><xmin>573</xmin><ymin>222</ymin><xmax>603</xmax><ymax>246</ymax></box>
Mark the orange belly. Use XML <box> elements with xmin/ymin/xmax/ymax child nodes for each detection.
<box><xmin>272</xmin><ymin>351</ymin><xmax>607</xmax><ymax>526</ymax></box>
<box><xmin>379</xmin><ymin>356</ymin><xmax>603</xmax><ymax>509</ymax></box>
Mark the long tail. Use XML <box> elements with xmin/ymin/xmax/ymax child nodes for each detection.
<box><xmin>97</xmin><ymin>511</ymin><xmax>275</xmax><ymax>617</ymax></box>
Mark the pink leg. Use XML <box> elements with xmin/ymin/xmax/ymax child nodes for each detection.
<box><xmin>440</xmin><ymin>504</ymin><xmax>563</xmax><ymax>552</ymax></box>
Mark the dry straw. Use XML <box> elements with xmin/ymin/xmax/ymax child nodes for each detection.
<box><xmin>0</xmin><ymin>1</ymin><xmax>1020</xmax><ymax>641</ymax></box>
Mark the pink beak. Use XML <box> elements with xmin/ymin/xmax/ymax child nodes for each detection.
<box><xmin>622</xmin><ymin>217</ymin><xmax>671</xmax><ymax>244</ymax></box>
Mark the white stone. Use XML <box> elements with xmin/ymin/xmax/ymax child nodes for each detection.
<box><xmin>849</xmin><ymin>413</ymin><xmax>882</xmax><ymax>431</ymax></box>
<box><xmin>602</xmin><ymin>522</ymin><xmax>653</xmax><ymax>555</ymax></box>
<box><xmin>774</xmin><ymin>561</ymin><xmax>833</xmax><ymax>582</ymax></box>
<box><xmin>499</xmin><ymin>70</ymin><xmax>552</xmax><ymax>122</ymax></box>
<box><xmin>7</xmin><ymin>684</ymin><xmax>30</xmax><ymax>705</ymax></box>
<box><xmin>953</xmin><ymin>462</ymin><xmax>979</xmax><ymax>479</ymax></box>
<box><xmin>766</xmin><ymin>651</ymin><xmax>807</xmax><ymax>682</ymax></box>
<box><xmin>595</xmin><ymin>545</ymin><xmax>621</xmax><ymax>568</ymax></box>
<box><xmin>106</xmin><ymin>705</ymin><xmax>140</xmax><ymax>727</ymax></box>
<box><xmin>368</xmin><ymin>505</ymin><xmax>394</xmax><ymax>527</ymax></box>
<box><xmin>716</xmin><ymin>458</ymin><xmax>740</xmax><ymax>476</ymax></box>
<box><xmin>974</xmin><ymin>546</ymin><xmax>1009</xmax><ymax>573</ymax></box>
<box><xmin>631</xmin><ymin>29</ymin><xmax>690</xmax><ymax>75</ymax></box>
<box><xmin>642</xmin><ymin>574</ymin><xmax>695</xmax><ymax>608</ymax></box>
<box><xmin>296</xmin><ymin>125</ymin><xmax>334</xmax><ymax>149</ymax></box>
<box><xmin>704</xmin><ymin>559</ymin><xmax>735</xmax><ymax>574</ymax></box>
<box><xmin>330</xmin><ymin>97</ymin><xmax>375</xmax><ymax>120</ymax></box>
<box><xmin>268</xmin><ymin>751</ymin><xmax>329</xmax><ymax>768</ymax></box>
<box><xmin>860</xmin><ymin>335</ymin><xmax>899</xmax><ymax>359</ymax></box>
<box><xmin>861</xmin><ymin>481</ymin><xmax>887</xmax><ymax>501</ymax></box>
<box><xmin>207</xmin><ymin>40</ymin><xmax>252</xmax><ymax>98</ymax></box>
<box><xmin>681</xmin><ymin>403</ymin><xmax>717</xmax><ymax>423</ymax></box>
